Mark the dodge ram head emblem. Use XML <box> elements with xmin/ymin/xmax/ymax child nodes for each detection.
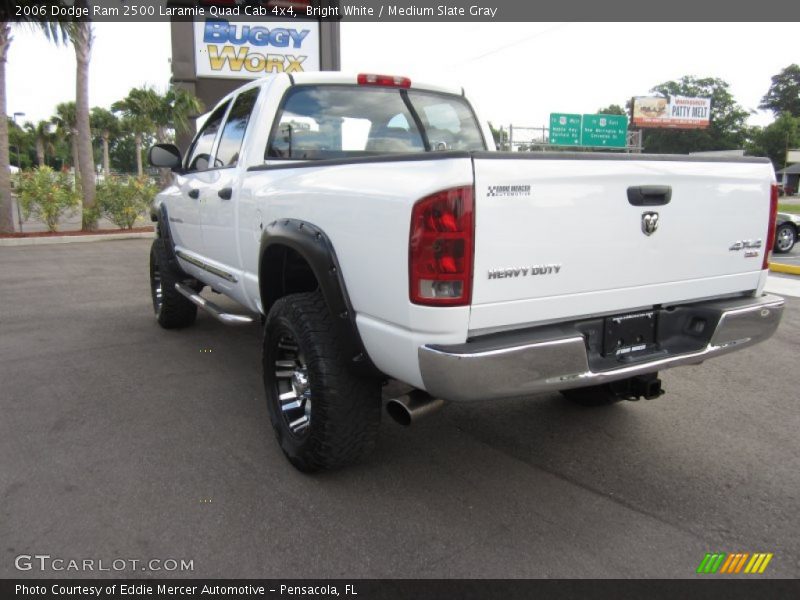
<box><xmin>641</xmin><ymin>212</ymin><xmax>659</xmax><ymax>236</ymax></box>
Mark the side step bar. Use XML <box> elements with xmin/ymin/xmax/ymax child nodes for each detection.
<box><xmin>174</xmin><ymin>283</ymin><xmax>255</xmax><ymax>326</ymax></box>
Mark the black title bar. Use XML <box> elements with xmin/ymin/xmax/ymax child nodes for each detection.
<box><xmin>3</xmin><ymin>579</ymin><xmax>800</xmax><ymax>600</ymax></box>
<box><xmin>2</xmin><ymin>0</ymin><xmax>799</xmax><ymax>22</ymax></box>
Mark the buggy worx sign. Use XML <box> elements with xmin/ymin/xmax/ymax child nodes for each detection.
<box><xmin>696</xmin><ymin>552</ymin><xmax>774</xmax><ymax>574</ymax></box>
<box><xmin>194</xmin><ymin>18</ymin><xmax>321</xmax><ymax>78</ymax></box>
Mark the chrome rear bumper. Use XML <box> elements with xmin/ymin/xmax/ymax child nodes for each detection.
<box><xmin>418</xmin><ymin>294</ymin><xmax>785</xmax><ymax>402</ymax></box>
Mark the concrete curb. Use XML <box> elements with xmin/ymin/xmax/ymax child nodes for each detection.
<box><xmin>769</xmin><ymin>262</ymin><xmax>800</xmax><ymax>276</ymax></box>
<box><xmin>0</xmin><ymin>231</ymin><xmax>154</xmax><ymax>247</ymax></box>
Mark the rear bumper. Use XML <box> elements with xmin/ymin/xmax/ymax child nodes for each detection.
<box><xmin>418</xmin><ymin>294</ymin><xmax>785</xmax><ymax>402</ymax></box>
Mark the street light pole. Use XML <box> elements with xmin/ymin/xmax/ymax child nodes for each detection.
<box><xmin>12</xmin><ymin>112</ymin><xmax>26</xmax><ymax>232</ymax></box>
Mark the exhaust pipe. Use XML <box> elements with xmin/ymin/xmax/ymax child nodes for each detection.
<box><xmin>386</xmin><ymin>391</ymin><xmax>445</xmax><ymax>427</ymax></box>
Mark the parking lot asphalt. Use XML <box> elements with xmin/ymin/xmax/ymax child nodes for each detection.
<box><xmin>1</xmin><ymin>239</ymin><xmax>799</xmax><ymax>579</ymax></box>
<box><xmin>772</xmin><ymin>244</ymin><xmax>800</xmax><ymax>267</ymax></box>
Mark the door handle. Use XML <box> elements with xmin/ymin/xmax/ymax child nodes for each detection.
<box><xmin>627</xmin><ymin>185</ymin><xmax>671</xmax><ymax>206</ymax></box>
<box><xmin>218</xmin><ymin>188</ymin><xmax>233</xmax><ymax>200</ymax></box>
<box><xmin>188</xmin><ymin>189</ymin><xmax>200</xmax><ymax>200</ymax></box>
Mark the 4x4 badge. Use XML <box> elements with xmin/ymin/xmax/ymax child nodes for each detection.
<box><xmin>642</xmin><ymin>211</ymin><xmax>659</xmax><ymax>236</ymax></box>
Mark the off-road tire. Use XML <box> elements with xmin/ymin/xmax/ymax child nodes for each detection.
<box><xmin>263</xmin><ymin>291</ymin><xmax>381</xmax><ymax>472</ymax></box>
<box><xmin>149</xmin><ymin>238</ymin><xmax>198</xmax><ymax>329</ymax></box>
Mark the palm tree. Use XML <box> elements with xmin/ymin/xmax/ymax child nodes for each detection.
<box><xmin>170</xmin><ymin>88</ymin><xmax>205</xmax><ymax>134</ymax></box>
<box><xmin>0</xmin><ymin>6</ymin><xmax>73</xmax><ymax>232</ymax></box>
<box><xmin>112</xmin><ymin>88</ymin><xmax>155</xmax><ymax>177</ymax></box>
<box><xmin>112</xmin><ymin>87</ymin><xmax>203</xmax><ymax>184</ymax></box>
<box><xmin>137</xmin><ymin>87</ymin><xmax>169</xmax><ymax>143</ymax></box>
<box><xmin>149</xmin><ymin>88</ymin><xmax>204</xmax><ymax>185</ymax></box>
<box><xmin>25</xmin><ymin>120</ymin><xmax>56</xmax><ymax>167</ymax></box>
<box><xmin>69</xmin><ymin>13</ymin><xmax>96</xmax><ymax>230</ymax></box>
<box><xmin>150</xmin><ymin>87</ymin><xmax>205</xmax><ymax>144</ymax></box>
<box><xmin>52</xmin><ymin>102</ymin><xmax>79</xmax><ymax>182</ymax></box>
<box><xmin>90</xmin><ymin>107</ymin><xmax>119</xmax><ymax>177</ymax></box>
<box><xmin>34</xmin><ymin>8</ymin><xmax>96</xmax><ymax>229</ymax></box>
<box><xmin>0</xmin><ymin>20</ymin><xmax>13</xmax><ymax>232</ymax></box>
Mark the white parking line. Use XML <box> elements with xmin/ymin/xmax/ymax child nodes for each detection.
<box><xmin>775</xmin><ymin>256</ymin><xmax>800</xmax><ymax>265</ymax></box>
<box><xmin>766</xmin><ymin>275</ymin><xmax>800</xmax><ymax>298</ymax></box>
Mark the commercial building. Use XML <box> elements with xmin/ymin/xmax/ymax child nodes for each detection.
<box><xmin>170</xmin><ymin>13</ymin><xmax>340</xmax><ymax>148</ymax></box>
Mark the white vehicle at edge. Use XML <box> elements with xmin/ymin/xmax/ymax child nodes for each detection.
<box><xmin>147</xmin><ymin>72</ymin><xmax>785</xmax><ymax>472</ymax></box>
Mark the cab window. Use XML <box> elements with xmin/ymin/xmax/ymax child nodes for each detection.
<box><xmin>185</xmin><ymin>101</ymin><xmax>229</xmax><ymax>172</ymax></box>
<box><xmin>266</xmin><ymin>85</ymin><xmax>485</xmax><ymax>160</ymax></box>
<box><xmin>214</xmin><ymin>88</ymin><xmax>260</xmax><ymax>168</ymax></box>
<box><xmin>267</xmin><ymin>86</ymin><xmax>424</xmax><ymax>159</ymax></box>
<box><xmin>409</xmin><ymin>90</ymin><xmax>487</xmax><ymax>152</ymax></box>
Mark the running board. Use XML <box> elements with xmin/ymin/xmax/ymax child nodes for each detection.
<box><xmin>174</xmin><ymin>283</ymin><xmax>255</xmax><ymax>326</ymax></box>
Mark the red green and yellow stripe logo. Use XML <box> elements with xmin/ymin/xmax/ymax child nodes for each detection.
<box><xmin>696</xmin><ymin>552</ymin><xmax>773</xmax><ymax>574</ymax></box>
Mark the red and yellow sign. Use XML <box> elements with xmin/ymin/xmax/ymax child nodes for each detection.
<box><xmin>633</xmin><ymin>96</ymin><xmax>711</xmax><ymax>129</ymax></box>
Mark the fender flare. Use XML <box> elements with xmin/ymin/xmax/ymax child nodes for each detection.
<box><xmin>152</xmin><ymin>203</ymin><xmax>192</xmax><ymax>279</ymax></box>
<box><xmin>259</xmin><ymin>219</ymin><xmax>383</xmax><ymax>379</ymax></box>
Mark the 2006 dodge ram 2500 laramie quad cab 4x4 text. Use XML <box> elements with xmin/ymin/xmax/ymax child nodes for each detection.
<box><xmin>148</xmin><ymin>72</ymin><xmax>785</xmax><ymax>472</ymax></box>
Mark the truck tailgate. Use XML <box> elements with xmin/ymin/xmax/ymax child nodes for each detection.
<box><xmin>469</xmin><ymin>154</ymin><xmax>774</xmax><ymax>333</ymax></box>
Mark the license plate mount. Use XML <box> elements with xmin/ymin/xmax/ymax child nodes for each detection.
<box><xmin>603</xmin><ymin>310</ymin><xmax>658</xmax><ymax>357</ymax></box>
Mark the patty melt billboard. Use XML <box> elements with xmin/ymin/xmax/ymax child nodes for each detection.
<box><xmin>632</xmin><ymin>96</ymin><xmax>711</xmax><ymax>129</ymax></box>
<box><xmin>194</xmin><ymin>18</ymin><xmax>320</xmax><ymax>79</ymax></box>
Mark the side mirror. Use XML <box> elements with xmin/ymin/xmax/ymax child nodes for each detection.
<box><xmin>148</xmin><ymin>144</ymin><xmax>183</xmax><ymax>171</ymax></box>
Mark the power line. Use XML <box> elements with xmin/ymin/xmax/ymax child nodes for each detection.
<box><xmin>448</xmin><ymin>23</ymin><xmax>571</xmax><ymax>68</ymax></box>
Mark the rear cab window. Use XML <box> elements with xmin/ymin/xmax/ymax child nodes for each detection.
<box><xmin>266</xmin><ymin>85</ymin><xmax>486</xmax><ymax>160</ymax></box>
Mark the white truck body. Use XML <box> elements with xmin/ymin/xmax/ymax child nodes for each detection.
<box><xmin>151</xmin><ymin>71</ymin><xmax>784</xmax><ymax>414</ymax></box>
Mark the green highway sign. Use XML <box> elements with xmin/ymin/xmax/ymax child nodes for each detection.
<box><xmin>549</xmin><ymin>113</ymin><xmax>582</xmax><ymax>146</ymax></box>
<box><xmin>581</xmin><ymin>114</ymin><xmax>628</xmax><ymax>148</ymax></box>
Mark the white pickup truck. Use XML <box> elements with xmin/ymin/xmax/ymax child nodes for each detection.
<box><xmin>148</xmin><ymin>72</ymin><xmax>785</xmax><ymax>472</ymax></box>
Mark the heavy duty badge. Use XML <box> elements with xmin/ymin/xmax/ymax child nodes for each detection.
<box><xmin>488</xmin><ymin>264</ymin><xmax>562</xmax><ymax>279</ymax></box>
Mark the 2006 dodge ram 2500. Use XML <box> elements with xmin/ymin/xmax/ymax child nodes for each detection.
<box><xmin>148</xmin><ymin>72</ymin><xmax>785</xmax><ymax>471</ymax></box>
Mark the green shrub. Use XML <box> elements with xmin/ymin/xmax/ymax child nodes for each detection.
<box><xmin>17</xmin><ymin>167</ymin><xmax>80</xmax><ymax>232</ymax></box>
<box><xmin>82</xmin><ymin>203</ymin><xmax>102</xmax><ymax>230</ymax></box>
<box><xmin>96</xmin><ymin>176</ymin><xmax>158</xmax><ymax>229</ymax></box>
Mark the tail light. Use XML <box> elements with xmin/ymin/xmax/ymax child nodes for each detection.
<box><xmin>763</xmin><ymin>183</ymin><xmax>779</xmax><ymax>270</ymax></box>
<box><xmin>357</xmin><ymin>73</ymin><xmax>411</xmax><ymax>88</ymax></box>
<box><xmin>409</xmin><ymin>186</ymin><xmax>474</xmax><ymax>306</ymax></box>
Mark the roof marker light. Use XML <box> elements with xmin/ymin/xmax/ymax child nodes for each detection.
<box><xmin>357</xmin><ymin>73</ymin><xmax>412</xmax><ymax>88</ymax></box>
